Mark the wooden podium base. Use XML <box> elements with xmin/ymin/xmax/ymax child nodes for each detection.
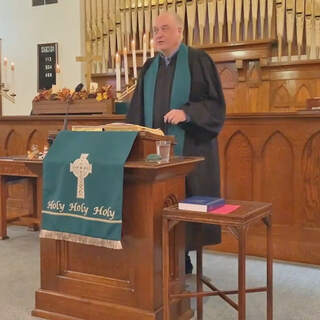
<box><xmin>32</xmin><ymin>132</ymin><xmax>202</xmax><ymax>320</ymax></box>
<box><xmin>33</xmin><ymin>290</ymin><xmax>193</xmax><ymax>320</ymax></box>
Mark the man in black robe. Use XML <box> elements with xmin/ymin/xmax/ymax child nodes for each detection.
<box><xmin>127</xmin><ymin>12</ymin><xmax>226</xmax><ymax>273</ymax></box>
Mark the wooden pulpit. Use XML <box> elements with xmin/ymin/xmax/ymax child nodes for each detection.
<box><xmin>32</xmin><ymin>132</ymin><xmax>203</xmax><ymax>320</ymax></box>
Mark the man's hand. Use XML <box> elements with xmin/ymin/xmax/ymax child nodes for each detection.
<box><xmin>164</xmin><ymin>110</ymin><xmax>187</xmax><ymax>125</ymax></box>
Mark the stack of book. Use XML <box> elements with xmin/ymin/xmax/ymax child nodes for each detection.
<box><xmin>178</xmin><ymin>196</ymin><xmax>225</xmax><ymax>212</ymax></box>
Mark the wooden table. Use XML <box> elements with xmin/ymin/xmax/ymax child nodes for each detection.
<box><xmin>162</xmin><ymin>200</ymin><xmax>273</xmax><ymax>320</ymax></box>
<box><xmin>0</xmin><ymin>157</ymin><xmax>42</xmax><ymax>239</ymax></box>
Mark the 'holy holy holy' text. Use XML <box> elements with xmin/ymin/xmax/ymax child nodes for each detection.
<box><xmin>46</xmin><ymin>200</ymin><xmax>116</xmax><ymax>220</ymax></box>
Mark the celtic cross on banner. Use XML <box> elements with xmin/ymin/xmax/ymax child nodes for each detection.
<box><xmin>70</xmin><ymin>154</ymin><xmax>92</xmax><ymax>199</ymax></box>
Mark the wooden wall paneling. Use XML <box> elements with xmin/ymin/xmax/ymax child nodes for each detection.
<box><xmin>213</xmin><ymin>114</ymin><xmax>320</xmax><ymax>265</ymax></box>
<box><xmin>223</xmin><ymin>130</ymin><xmax>254</xmax><ymax>200</ymax></box>
<box><xmin>302</xmin><ymin>131</ymin><xmax>320</xmax><ymax>229</ymax></box>
<box><xmin>261</xmin><ymin>131</ymin><xmax>295</xmax><ymax>226</ymax></box>
<box><xmin>258</xmin><ymin>78</ymin><xmax>271</xmax><ymax>112</ymax></box>
<box><xmin>317</xmin><ymin>78</ymin><xmax>320</xmax><ymax>94</ymax></box>
<box><xmin>247</xmin><ymin>60</ymin><xmax>261</xmax><ymax>112</ymax></box>
<box><xmin>270</xmin><ymin>81</ymin><xmax>292</xmax><ymax>111</ymax></box>
<box><xmin>26</xmin><ymin>129</ymin><xmax>46</xmax><ymax>153</ymax></box>
<box><xmin>5</xmin><ymin>130</ymin><xmax>25</xmax><ymax>156</ymax></box>
<box><xmin>217</xmin><ymin>62</ymin><xmax>238</xmax><ymax>112</ymax></box>
<box><xmin>294</xmin><ymin>81</ymin><xmax>313</xmax><ymax>109</ymax></box>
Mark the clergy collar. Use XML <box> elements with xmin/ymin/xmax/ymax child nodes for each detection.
<box><xmin>159</xmin><ymin>44</ymin><xmax>181</xmax><ymax>66</ymax></box>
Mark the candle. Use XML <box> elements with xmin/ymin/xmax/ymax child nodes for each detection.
<box><xmin>55</xmin><ymin>64</ymin><xmax>61</xmax><ymax>90</ymax></box>
<box><xmin>10</xmin><ymin>62</ymin><xmax>15</xmax><ymax>95</ymax></box>
<box><xmin>3</xmin><ymin>57</ymin><xmax>8</xmax><ymax>89</ymax></box>
<box><xmin>131</xmin><ymin>39</ymin><xmax>137</xmax><ymax>79</ymax></box>
<box><xmin>143</xmin><ymin>34</ymin><xmax>147</xmax><ymax>64</ymax></box>
<box><xmin>123</xmin><ymin>47</ymin><xmax>129</xmax><ymax>86</ymax></box>
<box><xmin>115</xmin><ymin>52</ymin><xmax>121</xmax><ymax>93</ymax></box>
<box><xmin>150</xmin><ymin>39</ymin><xmax>155</xmax><ymax>58</ymax></box>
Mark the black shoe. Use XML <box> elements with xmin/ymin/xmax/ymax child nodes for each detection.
<box><xmin>185</xmin><ymin>253</ymin><xmax>193</xmax><ymax>274</ymax></box>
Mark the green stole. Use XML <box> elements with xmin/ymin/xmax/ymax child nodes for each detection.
<box><xmin>143</xmin><ymin>43</ymin><xmax>191</xmax><ymax>155</ymax></box>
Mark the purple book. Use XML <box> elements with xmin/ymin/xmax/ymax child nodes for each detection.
<box><xmin>178</xmin><ymin>196</ymin><xmax>225</xmax><ymax>212</ymax></box>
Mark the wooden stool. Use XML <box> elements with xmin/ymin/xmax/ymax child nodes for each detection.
<box><xmin>162</xmin><ymin>200</ymin><xmax>273</xmax><ymax>320</ymax></box>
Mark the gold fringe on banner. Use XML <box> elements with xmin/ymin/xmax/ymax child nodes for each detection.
<box><xmin>40</xmin><ymin>230</ymin><xmax>122</xmax><ymax>250</ymax></box>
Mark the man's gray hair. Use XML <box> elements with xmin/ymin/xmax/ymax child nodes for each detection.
<box><xmin>157</xmin><ymin>11</ymin><xmax>184</xmax><ymax>31</ymax></box>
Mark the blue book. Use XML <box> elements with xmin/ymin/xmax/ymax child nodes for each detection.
<box><xmin>178</xmin><ymin>196</ymin><xmax>225</xmax><ymax>212</ymax></box>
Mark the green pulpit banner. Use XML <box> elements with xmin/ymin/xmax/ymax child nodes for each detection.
<box><xmin>40</xmin><ymin>131</ymin><xmax>138</xmax><ymax>249</ymax></box>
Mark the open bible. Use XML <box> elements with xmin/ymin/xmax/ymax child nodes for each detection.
<box><xmin>72</xmin><ymin>122</ymin><xmax>164</xmax><ymax>136</ymax></box>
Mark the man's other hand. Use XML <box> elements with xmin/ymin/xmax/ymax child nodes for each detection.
<box><xmin>164</xmin><ymin>110</ymin><xmax>187</xmax><ymax>125</ymax></box>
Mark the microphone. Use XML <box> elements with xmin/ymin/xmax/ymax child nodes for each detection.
<box><xmin>63</xmin><ymin>83</ymin><xmax>84</xmax><ymax>131</ymax></box>
<box><xmin>74</xmin><ymin>83</ymin><xmax>84</xmax><ymax>93</ymax></box>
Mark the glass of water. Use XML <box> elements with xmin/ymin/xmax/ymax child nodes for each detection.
<box><xmin>156</xmin><ymin>140</ymin><xmax>171</xmax><ymax>163</ymax></box>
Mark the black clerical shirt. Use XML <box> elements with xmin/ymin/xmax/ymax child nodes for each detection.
<box><xmin>152</xmin><ymin>53</ymin><xmax>178</xmax><ymax>132</ymax></box>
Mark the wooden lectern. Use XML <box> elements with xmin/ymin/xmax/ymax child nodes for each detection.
<box><xmin>32</xmin><ymin>132</ymin><xmax>203</xmax><ymax>320</ymax></box>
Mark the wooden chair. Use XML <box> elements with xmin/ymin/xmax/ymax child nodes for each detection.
<box><xmin>162</xmin><ymin>200</ymin><xmax>273</xmax><ymax>320</ymax></box>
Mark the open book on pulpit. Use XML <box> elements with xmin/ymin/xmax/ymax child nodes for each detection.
<box><xmin>71</xmin><ymin>123</ymin><xmax>175</xmax><ymax>161</ymax></box>
<box><xmin>72</xmin><ymin>122</ymin><xmax>164</xmax><ymax>136</ymax></box>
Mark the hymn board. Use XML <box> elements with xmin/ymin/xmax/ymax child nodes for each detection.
<box><xmin>37</xmin><ymin>43</ymin><xmax>58</xmax><ymax>91</ymax></box>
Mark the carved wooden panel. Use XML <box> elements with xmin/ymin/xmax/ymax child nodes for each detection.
<box><xmin>224</xmin><ymin>131</ymin><xmax>254</xmax><ymax>200</ymax></box>
<box><xmin>217</xmin><ymin>62</ymin><xmax>238</xmax><ymax>112</ymax></box>
<box><xmin>294</xmin><ymin>81</ymin><xmax>314</xmax><ymax>109</ymax></box>
<box><xmin>302</xmin><ymin>131</ymin><xmax>320</xmax><ymax>228</ymax></box>
<box><xmin>5</xmin><ymin>130</ymin><xmax>24</xmax><ymax>156</ymax></box>
<box><xmin>214</xmin><ymin>113</ymin><xmax>320</xmax><ymax>265</ymax></box>
<box><xmin>270</xmin><ymin>81</ymin><xmax>292</xmax><ymax>110</ymax></box>
<box><xmin>261</xmin><ymin>131</ymin><xmax>294</xmax><ymax>226</ymax></box>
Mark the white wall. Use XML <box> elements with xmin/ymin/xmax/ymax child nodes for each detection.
<box><xmin>0</xmin><ymin>0</ymin><xmax>85</xmax><ymax>115</ymax></box>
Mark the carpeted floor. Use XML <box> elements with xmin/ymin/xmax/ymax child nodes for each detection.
<box><xmin>0</xmin><ymin>226</ymin><xmax>319</xmax><ymax>320</ymax></box>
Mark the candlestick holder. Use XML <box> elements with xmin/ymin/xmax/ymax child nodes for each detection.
<box><xmin>0</xmin><ymin>82</ymin><xmax>15</xmax><ymax>103</ymax></box>
<box><xmin>115</xmin><ymin>83</ymin><xmax>137</xmax><ymax>102</ymax></box>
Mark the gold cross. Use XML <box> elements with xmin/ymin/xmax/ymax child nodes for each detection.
<box><xmin>76</xmin><ymin>53</ymin><xmax>102</xmax><ymax>91</ymax></box>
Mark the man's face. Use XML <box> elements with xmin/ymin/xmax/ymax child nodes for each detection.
<box><xmin>153</xmin><ymin>14</ymin><xmax>182</xmax><ymax>53</ymax></box>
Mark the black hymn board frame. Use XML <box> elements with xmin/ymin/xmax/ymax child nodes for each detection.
<box><xmin>37</xmin><ymin>42</ymin><xmax>58</xmax><ymax>92</ymax></box>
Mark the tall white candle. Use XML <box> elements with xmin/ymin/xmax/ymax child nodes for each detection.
<box><xmin>55</xmin><ymin>64</ymin><xmax>61</xmax><ymax>90</ymax></box>
<box><xmin>143</xmin><ymin>34</ymin><xmax>147</xmax><ymax>64</ymax></box>
<box><xmin>131</xmin><ymin>40</ymin><xmax>137</xmax><ymax>79</ymax></box>
<box><xmin>10</xmin><ymin>62</ymin><xmax>15</xmax><ymax>95</ymax></box>
<box><xmin>150</xmin><ymin>39</ymin><xmax>155</xmax><ymax>58</ymax></box>
<box><xmin>123</xmin><ymin>47</ymin><xmax>129</xmax><ymax>86</ymax></box>
<box><xmin>3</xmin><ymin>57</ymin><xmax>8</xmax><ymax>89</ymax></box>
<box><xmin>115</xmin><ymin>52</ymin><xmax>121</xmax><ymax>92</ymax></box>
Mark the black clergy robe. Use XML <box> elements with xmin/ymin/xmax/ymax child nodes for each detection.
<box><xmin>127</xmin><ymin>46</ymin><xmax>226</xmax><ymax>250</ymax></box>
